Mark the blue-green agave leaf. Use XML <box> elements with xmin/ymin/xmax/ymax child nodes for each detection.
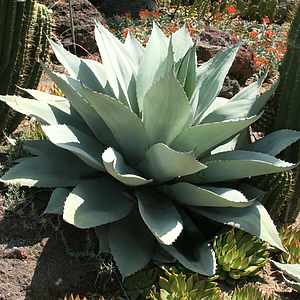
<box><xmin>191</xmin><ymin>202</ymin><xmax>285</xmax><ymax>251</ymax></box>
<box><xmin>190</xmin><ymin>150</ymin><xmax>297</xmax><ymax>183</ymax></box>
<box><xmin>171</xmin><ymin>115</ymin><xmax>259</xmax><ymax>158</ymax></box>
<box><xmin>164</xmin><ymin>182</ymin><xmax>255</xmax><ymax>207</ymax></box>
<box><xmin>136</xmin><ymin>190</ymin><xmax>183</xmax><ymax>245</ymax></box>
<box><xmin>42</xmin><ymin>124</ymin><xmax>104</xmax><ymax>171</ymax></box>
<box><xmin>95</xmin><ymin>225</ymin><xmax>110</xmax><ymax>253</ymax></box>
<box><xmin>171</xmin><ymin>25</ymin><xmax>194</xmax><ymax>63</ymax></box>
<box><xmin>142</xmin><ymin>72</ymin><xmax>192</xmax><ymax>145</ymax></box>
<box><xmin>49</xmin><ymin>39</ymin><xmax>108</xmax><ymax>92</ymax></box>
<box><xmin>272</xmin><ymin>261</ymin><xmax>300</xmax><ymax>284</ymax></box>
<box><xmin>138</xmin><ymin>143</ymin><xmax>206</xmax><ymax>182</ymax></box>
<box><xmin>45</xmin><ymin>69</ymin><xmax>117</xmax><ymax>147</ymax></box>
<box><xmin>242</xmin><ymin>130</ymin><xmax>300</xmax><ymax>156</ymax></box>
<box><xmin>63</xmin><ymin>177</ymin><xmax>133</xmax><ymax>229</ymax></box>
<box><xmin>102</xmin><ymin>147</ymin><xmax>153</xmax><ymax>186</ymax></box>
<box><xmin>124</xmin><ymin>31</ymin><xmax>144</xmax><ymax>66</ymax></box>
<box><xmin>136</xmin><ymin>22</ymin><xmax>171</xmax><ymax>111</ymax></box>
<box><xmin>162</xmin><ymin>212</ymin><xmax>216</xmax><ymax>276</ymax></box>
<box><xmin>109</xmin><ymin>212</ymin><xmax>156</xmax><ymax>277</ymax></box>
<box><xmin>1</xmin><ymin>142</ymin><xmax>95</xmax><ymax>187</ymax></box>
<box><xmin>78</xmin><ymin>85</ymin><xmax>148</xmax><ymax>163</ymax></box>
<box><xmin>191</xmin><ymin>44</ymin><xmax>240</xmax><ymax>122</ymax></box>
<box><xmin>44</xmin><ymin>188</ymin><xmax>70</xmax><ymax>215</ymax></box>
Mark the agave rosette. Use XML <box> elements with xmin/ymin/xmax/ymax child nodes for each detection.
<box><xmin>1</xmin><ymin>22</ymin><xmax>300</xmax><ymax>277</ymax></box>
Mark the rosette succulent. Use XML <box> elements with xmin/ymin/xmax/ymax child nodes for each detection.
<box><xmin>213</xmin><ymin>229</ymin><xmax>269</xmax><ymax>280</ymax></box>
<box><xmin>1</xmin><ymin>22</ymin><xmax>299</xmax><ymax>278</ymax></box>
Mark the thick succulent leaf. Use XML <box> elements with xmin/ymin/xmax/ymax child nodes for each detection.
<box><xmin>78</xmin><ymin>85</ymin><xmax>148</xmax><ymax>163</ymax></box>
<box><xmin>199</xmin><ymin>97</ymin><xmax>229</xmax><ymax>121</ymax></box>
<box><xmin>0</xmin><ymin>95</ymin><xmax>75</xmax><ymax>127</ymax></box>
<box><xmin>201</xmin><ymin>81</ymin><xmax>278</xmax><ymax>123</ymax></box>
<box><xmin>136</xmin><ymin>190</ymin><xmax>183</xmax><ymax>245</ymax></box>
<box><xmin>136</xmin><ymin>22</ymin><xmax>171</xmax><ymax>111</ymax></box>
<box><xmin>272</xmin><ymin>261</ymin><xmax>300</xmax><ymax>283</ymax></box>
<box><xmin>191</xmin><ymin>202</ymin><xmax>285</xmax><ymax>251</ymax></box>
<box><xmin>95</xmin><ymin>21</ymin><xmax>136</xmax><ymax>106</ymax></box>
<box><xmin>63</xmin><ymin>177</ymin><xmax>133</xmax><ymax>229</ymax></box>
<box><xmin>142</xmin><ymin>72</ymin><xmax>192</xmax><ymax>145</ymax></box>
<box><xmin>162</xmin><ymin>212</ymin><xmax>216</xmax><ymax>276</ymax></box>
<box><xmin>42</xmin><ymin>124</ymin><xmax>104</xmax><ymax>171</ymax></box>
<box><xmin>242</xmin><ymin>130</ymin><xmax>300</xmax><ymax>156</ymax></box>
<box><xmin>283</xmin><ymin>276</ymin><xmax>300</xmax><ymax>292</ymax></box>
<box><xmin>1</xmin><ymin>142</ymin><xmax>95</xmax><ymax>187</ymax></box>
<box><xmin>49</xmin><ymin>39</ymin><xmax>108</xmax><ymax>92</ymax></box>
<box><xmin>191</xmin><ymin>44</ymin><xmax>240</xmax><ymax>122</ymax></box>
<box><xmin>175</xmin><ymin>45</ymin><xmax>197</xmax><ymax>99</ymax></box>
<box><xmin>171</xmin><ymin>25</ymin><xmax>194</xmax><ymax>63</ymax></box>
<box><xmin>95</xmin><ymin>225</ymin><xmax>110</xmax><ymax>253</ymax></box>
<box><xmin>138</xmin><ymin>143</ymin><xmax>207</xmax><ymax>182</ymax></box>
<box><xmin>190</xmin><ymin>150</ymin><xmax>297</xmax><ymax>183</ymax></box>
<box><xmin>163</xmin><ymin>182</ymin><xmax>254</xmax><ymax>207</ymax></box>
<box><xmin>44</xmin><ymin>188</ymin><xmax>70</xmax><ymax>215</ymax></box>
<box><xmin>45</xmin><ymin>69</ymin><xmax>117</xmax><ymax>147</ymax></box>
<box><xmin>109</xmin><ymin>212</ymin><xmax>156</xmax><ymax>277</ymax></box>
<box><xmin>124</xmin><ymin>32</ymin><xmax>144</xmax><ymax>66</ymax></box>
<box><xmin>102</xmin><ymin>147</ymin><xmax>152</xmax><ymax>186</ymax></box>
<box><xmin>171</xmin><ymin>115</ymin><xmax>259</xmax><ymax>158</ymax></box>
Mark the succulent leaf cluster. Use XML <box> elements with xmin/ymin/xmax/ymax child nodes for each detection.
<box><xmin>1</xmin><ymin>22</ymin><xmax>299</xmax><ymax>277</ymax></box>
<box><xmin>213</xmin><ymin>229</ymin><xmax>269</xmax><ymax>280</ymax></box>
<box><xmin>280</xmin><ymin>226</ymin><xmax>300</xmax><ymax>264</ymax></box>
<box><xmin>230</xmin><ymin>284</ymin><xmax>278</xmax><ymax>300</ymax></box>
<box><xmin>150</xmin><ymin>268</ymin><xmax>224</xmax><ymax>300</ymax></box>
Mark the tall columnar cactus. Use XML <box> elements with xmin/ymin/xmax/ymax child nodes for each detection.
<box><xmin>253</xmin><ymin>4</ymin><xmax>300</xmax><ymax>224</ymax></box>
<box><xmin>0</xmin><ymin>0</ymin><xmax>51</xmax><ymax>137</ymax></box>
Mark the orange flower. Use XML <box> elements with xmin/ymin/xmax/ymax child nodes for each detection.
<box><xmin>152</xmin><ymin>10</ymin><xmax>161</xmax><ymax>18</ymax></box>
<box><xmin>265</xmin><ymin>30</ymin><xmax>274</xmax><ymax>38</ymax></box>
<box><xmin>122</xmin><ymin>28</ymin><xmax>131</xmax><ymax>38</ymax></box>
<box><xmin>261</xmin><ymin>16</ymin><xmax>271</xmax><ymax>24</ymax></box>
<box><xmin>249</xmin><ymin>31</ymin><xmax>258</xmax><ymax>38</ymax></box>
<box><xmin>226</xmin><ymin>6</ymin><xmax>237</xmax><ymax>14</ymax></box>
<box><xmin>139</xmin><ymin>9</ymin><xmax>152</xmax><ymax>19</ymax></box>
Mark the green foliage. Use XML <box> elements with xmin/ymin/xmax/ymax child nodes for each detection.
<box><xmin>213</xmin><ymin>229</ymin><xmax>269</xmax><ymax>281</ymax></box>
<box><xmin>63</xmin><ymin>295</ymin><xmax>105</xmax><ymax>300</ymax></box>
<box><xmin>0</xmin><ymin>0</ymin><xmax>51</xmax><ymax>137</ymax></box>
<box><xmin>280</xmin><ymin>226</ymin><xmax>300</xmax><ymax>264</ymax></box>
<box><xmin>150</xmin><ymin>268</ymin><xmax>223</xmax><ymax>300</ymax></box>
<box><xmin>0</xmin><ymin>22</ymin><xmax>299</xmax><ymax>278</ymax></box>
<box><xmin>230</xmin><ymin>284</ymin><xmax>278</xmax><ymax>300</ymax></box>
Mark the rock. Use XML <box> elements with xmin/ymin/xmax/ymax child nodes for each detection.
<box><xmin>219</xmin><ymin>76</ymin><xmax>241</xmax><ymax>98</ymax></box>
<box><xmin>92</xmin><ymin>0</ymin><xmax>158</xmax><ymax>17</ymax></box>
<box><xmin>40</xmin><ymin>0</ymin><xmax>102</xmax><ymax>56</ymax></box>
<box><xmin>196</xmin><ymin>28</ymin><xmax>256</xmax><ymax>84</ymax></box>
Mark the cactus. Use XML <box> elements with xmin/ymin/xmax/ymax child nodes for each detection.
<box><xmin>0</xmin><ymin>0</ymin><xmax>51</xmax><ymax>138</ymax></box>
<box><xmin>253</xmin><ymin>4</ymin><xmax>300</xmax><ymax>224</ymax></box>
<box><xmin>213</xmin><ymin>229</ymin><xmax>269</xmax><ymax>281</ymax></box>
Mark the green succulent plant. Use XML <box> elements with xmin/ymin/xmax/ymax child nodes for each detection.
<box><xmin>150</xmin><ymin>268</ymin><xmax>223</xmax><ymax>300</ymax></box>
<box><xmin>280</xmin><ymin>226</ymin><xmax>300</xmax><ymax>264</ymax></box>
<box><xmin>0</xmin><ymin>22</ymin><xmax>299</xmax><ymax>278</ymax></box>
<box><xmin>230</xmin><ymin>284</ymin><xmax>278</xmax><ymax>300</ymax></box>
<box><xmin>213</xmin><ymin>229</ymin><xmax>269</xmax><ymax>280</ymax></box>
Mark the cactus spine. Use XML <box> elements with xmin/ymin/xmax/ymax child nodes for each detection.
<box><xmin>0</xmin><ymin>0</ymin><xmax>51</xmax><ymax>137</ymax></box>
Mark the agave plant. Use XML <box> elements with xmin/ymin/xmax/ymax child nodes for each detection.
<box><xmin>230</xmin><ymin>284</ymin><xmax>278</xmax><ymax>300</ymax></box>
<box><xmin>1</xmin><ymin>22</ymin><xmax>299</xmax><ymax>278</ymax></box>
<box><xmin>213</xmin><ymin>229</ymin><xmax>269</xmax><ymax>280</ymax></box>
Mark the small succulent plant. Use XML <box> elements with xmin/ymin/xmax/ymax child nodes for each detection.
<box><xmin>230</xmin><ymin>284</ymin><xmax>278</xmax><ymax>300</ymax></box>
<box><xmin>150</xmin><ymin>268</ymin><xmax>224</xmax><ymax>300</ymax></box>
<box><xmin>213</xmin><ymin>229</ymin><xmax>269</xmax><ymax>280</ymax></box>
<box><xmin>63</xmin><ymin>295</ymin><xmax>104</xmax><ymax>300</ymax></box>
<box><xmin>1</xmin><ymin>22</ymin><xmax>299</xmax><ymax>278</ymax></box>
<box><xmin>280</xmin><ymin>226</ymin><xmax>300</xmax><ymax>264</ymax></box>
